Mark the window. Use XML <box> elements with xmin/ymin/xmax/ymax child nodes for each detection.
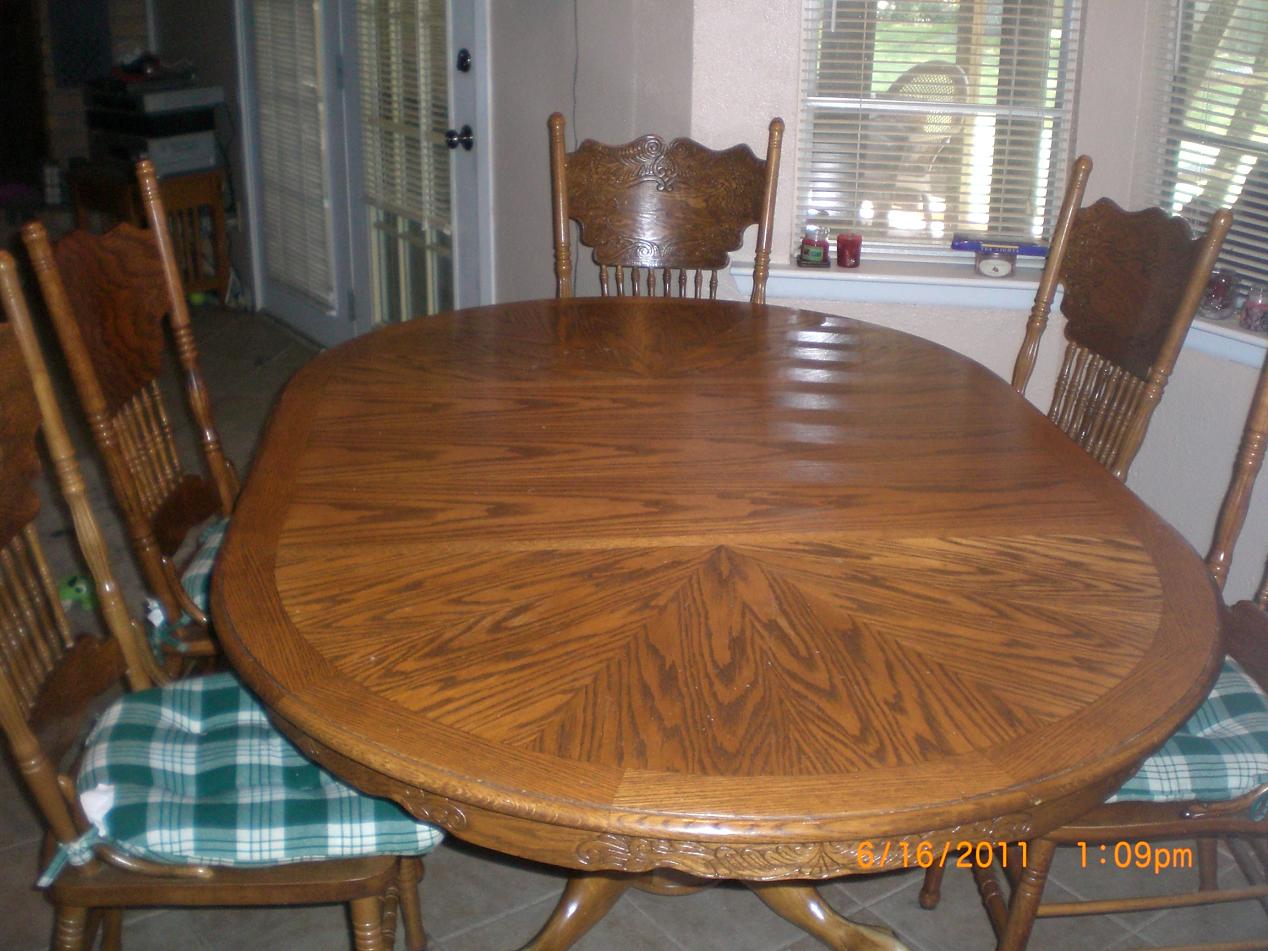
<box><xmin>1151</xmin><ymin>0</ymin><xmax>1268</xmax><ymax>290</ymax></box>
<box><xmin>798</xmin><ymin>0</ymin><xmax>1083</xmax><ymax>253</ymax></box>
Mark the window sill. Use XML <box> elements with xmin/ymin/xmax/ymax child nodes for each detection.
<box><xmin>731</xmin><ymin>261</ymin><xmax>1268</xmax><ymax>369</ymax></box>
<box><xmin>732</xmin><ymin>259</ymin><xmax>1045</xmax><ymax>309</ymax></box>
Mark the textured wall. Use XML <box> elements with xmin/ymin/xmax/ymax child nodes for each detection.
<box><xmin>489</xmin><ymin>0</ymin><xmax>694</xmax><ymax>302</ymax></box>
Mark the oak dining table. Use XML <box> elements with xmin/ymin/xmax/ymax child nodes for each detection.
<box><xmin>212</xmin><ymin>296</ymin><xmax>1223</xmax><ymax>951</ymax></box>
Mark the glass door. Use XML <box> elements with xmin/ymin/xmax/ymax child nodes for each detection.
<box><xmin>246</xmin><ymin>0</ymin><xmax>356</xmax><ymax>345</ymax></box>
<box><xmin>241</xmin><ymin>0</ymin><xmax>487</xmax><ymax>343</ymax></box>
<box><xmin>357</xmin><ymin>0</ymin><xmax>485</xmax><ymax>324</ymax></box>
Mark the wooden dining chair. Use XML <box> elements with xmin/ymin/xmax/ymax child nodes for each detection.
<box><xmin>21</xmin><ymin>159</ymin><xmax>238</xmax><ymax>662</ymax></box>
<box><xmin>0</xmin><ymin>249</ymin><xmax>436</xmax><ymax>951</ymax></box>
<box><xmin>918</xmin><ymin>345</ymin><xmax>1268</xmax><ymax>951</ymax></box>
<box><xmin>1010</xmin><ymin>155</ymin><xmax>1233</xmax><ymax>482</ymax></box>
<box><xmin>549</xmin><ymin>112</ymin><xmax>783</xmax><ymax>303</ymax></box>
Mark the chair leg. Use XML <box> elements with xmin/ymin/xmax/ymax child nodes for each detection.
<box><xmin>996</xmin><ymin>837</ymin><xmax>1056</xmax><ymax>951</ymax></box>
<box><xmin>399</xmin><ymin>857</ymin><xmax>428</xmax><ymax>951</ymax></box>
<box><xmin>971</xmin><ymin>861</ymin><xmax>1009</xmax><ymax>939</ymax></box>
<box><xmin>350</xmin><ymin>896</ymin><xmax>385</xmax><ymax>951</ymax></box>
<box><xmin>101</xmin><ymin>909</ymin><xmax>124</xmax><ymax>951</ymax></box>
<box><xmin>918</xmin><ymin>864</ymin><xmax>945</xmax><ymax>909</ymax></box>
<box><xmin>380</xmin><ymin>876</ymin><xmax>401</xmax><ymax>949</ymax></box>
<box><xmin>1198</xmin><ymin>837</ymin><xmax>1220</xmax><ymax>891</ymax></box>
<box><xmin>52</xmin><ymin>905</ymin><xmax>90</xmax><ymax>951</ymax></box>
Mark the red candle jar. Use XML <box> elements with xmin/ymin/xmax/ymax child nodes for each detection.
<box><xmin>837</xmin><ymin>232</ymin><xmax>862</xmax><ymax>268</ymax></box>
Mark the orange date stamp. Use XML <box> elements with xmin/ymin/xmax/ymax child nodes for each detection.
<box><xmin>857</xmin><ymin>839</ymin><xmax>1028</xmax><ymax>870</ymax></box>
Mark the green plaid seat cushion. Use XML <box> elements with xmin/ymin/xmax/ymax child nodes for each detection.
<box><xmin>181</xmin><ymin>517</ymin><xmax>228</xmax><ymax>614</ymax></box>
<box><xmin>1109</xmin><ymin>656</ymin><xmax>1268</xmax><ymax>807</ymax></box>
<box><xmin>146</xmin><ymin>518</ymin><xmax>228</xmax><ymax>656</ymax></box>
<box><xmin>40</xmin><ymin>672</ymin><xmax>441</xmax><ymax>884</ymax></box>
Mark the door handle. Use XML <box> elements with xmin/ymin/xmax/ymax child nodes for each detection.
<box><xmin>445</xmin><ymin>125</ymin><xmax>474</xmax><ymax>151</ymax></box>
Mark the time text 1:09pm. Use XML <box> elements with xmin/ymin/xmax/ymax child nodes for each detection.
<box><xmin>1076</xmin><ymin>841</ymin><xmax>1194</xmax><ymax>875</ymax></box>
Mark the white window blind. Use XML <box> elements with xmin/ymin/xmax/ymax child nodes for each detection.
<box><xmin>1149</xmin><ymin>0</ymin><xmax>1268</xmax><ymax>290</ymax></box>
<box><xmin>798</xmin><ymin>0</ymin><xmax>1082</xmax><ymax>252</ymax></box>
<box><xmin>252</xmin><ymin>0</ymin><xmax>336</xmax><ymax>308</ymax></box>
<box><xmin>358</xmin><ymin>0</ymin><xmax>451</xmax><ymax>232</ymax></box>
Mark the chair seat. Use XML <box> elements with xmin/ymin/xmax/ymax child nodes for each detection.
<box><xmin>1108</xmin><ymin>656</ymin><xmax>1268</xmax><ymax>806</ymax></box>
<box><xmin>42</xmin><ymin>672</ymin><xmax>442</xmax><ymax>883</ymax></box>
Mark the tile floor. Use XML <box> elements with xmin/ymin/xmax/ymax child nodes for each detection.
<box><xmin>4</xmin><ymin>306</ymin><xmax>1265</xmax><ymax>950</ymax></box>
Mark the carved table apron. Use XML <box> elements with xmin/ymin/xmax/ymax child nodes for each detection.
<box><xmin>212</xmin><ymin>298</ymin><xmax>1222</xmax><ymax>950</ymax></box>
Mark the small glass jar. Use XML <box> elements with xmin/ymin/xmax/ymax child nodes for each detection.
<box><xmin>797</xmin><ymin>226</ymin><xmax>829</xmax><ymax>267</ymax></box>
<box><xmin>1200</xmin><ymin>268</ymin><xmax>1239</xmax><ymax>320</ymax></box>
<box><xmin>1241</xmin><ymin>284</ymin><xmax>1268</xmax><ymax>333</ymax></box>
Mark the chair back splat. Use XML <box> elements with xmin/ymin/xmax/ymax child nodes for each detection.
<box><xmin>1012</xmin><ymin>155</ymin><xmax>1233</xmax><ymax>481</ymax></box>
<box><xmin>549</xmin><ymin>113</ymin><xmax>783</xmax><ymax>303</ymax></box>
<box><xmin>21</xmin><ymin>159</ymin><xmax>237</xmax><ymax>649</ymax></box>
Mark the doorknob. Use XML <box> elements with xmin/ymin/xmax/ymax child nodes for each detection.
<box><xmin>445</xmin><ymin>126</ymin><xmax>474</xmax><ymax>151</ymax></box>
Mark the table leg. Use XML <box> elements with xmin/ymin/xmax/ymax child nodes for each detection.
<box><xmin>747</xmin><ymin>882</ymin><xmax>910</xmax><ymax>951</ymax></box>
<box><xmin>517</xmin><ymin>872</ymin><xmax>632</xmax><ymax>951</ymax></box>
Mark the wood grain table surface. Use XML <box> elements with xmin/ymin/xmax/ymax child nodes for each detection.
<box><xmin>212</xmin><ymin>297</ymin><xmax>1222</xmax><ymax>946</ymax></box>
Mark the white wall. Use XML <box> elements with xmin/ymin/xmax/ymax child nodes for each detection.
<box><xmin>488</xmin><ymin>0</ymin><xmax>693</xmax><ymax>302</ymax></box>
<box><xmin>693</xmin><ymin>0</ymin><xmax>1268</xmax><ymax>603</ymax></box>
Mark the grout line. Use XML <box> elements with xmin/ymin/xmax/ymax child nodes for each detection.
<box><xmin>0</xmin><ymin>832</ymin><xmax>43</xmax><ymax>854</ymax></box>
<box><xmin>625</xmin><ymin>897</ymin><xmax>694</xmax><ymax>951</ymax></box>
<box><xmin>845</xmin><ymin>870</ymin><xmax>925</xmax><ymax>910</ymax></box>
<box><xmin>427</xmin><ymin>891</ymin><xmax>560</xmax><ymax>945</ymax></box>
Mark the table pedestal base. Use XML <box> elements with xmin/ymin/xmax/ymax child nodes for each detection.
<box><xmin>516</xmin><ymin>873</ymin><xmax>909</xmax><ymax>951</ymax></box>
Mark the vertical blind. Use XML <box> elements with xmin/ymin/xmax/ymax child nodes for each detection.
<box><xmin>252</xmin><ymin>0</ymin><xmax>336</xmax><ymax>309</ymax></box>
<box><xmin>358</xmin><ymin>0</ymin><xmax>451</xmax><ymax>233</ymax></box>
<box><xmin>1149</xmin><ymin>0</ymin><xmax>1268</xmax><ymax>290</ymax></box>
<box><xmin>798</xmin><ymin>0</ymin><xmax>1082</xmax><ymax>251</ymax></box>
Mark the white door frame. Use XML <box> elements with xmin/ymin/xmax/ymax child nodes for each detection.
<box><xmin>233</xmin><ymin>0</ymin><xmax>493</xmax><ymax>342</ymax></box>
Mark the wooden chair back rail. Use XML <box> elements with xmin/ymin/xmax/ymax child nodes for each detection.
<box><xmin>1012</xmin><ymin>159</ymin><xmax>1092</xmax><ymax>393</ymax></box>
<box><xmin>1208</xmin><ymin>358</ymin><xmax>1268</xmax><ymax>593</ymax></box>
<box><xmin>135</xmin><ymin>160</ymin><xmax>239</xmax><ymax>511</ymax></box>
<box><xmin>1048</xmin><ymin>341</ymin><xmax>1147</xmax><ymax>472</ymax></box>
<box><xmin>550</xmin><ymin>113</ymin><xmax>783</xmax><ymax>304</ymax></box>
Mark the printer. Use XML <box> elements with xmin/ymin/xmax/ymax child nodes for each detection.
<box><xmin>86</xmin><ymin>80</ymin><xmax>224</xmax><ymax>177</ymax></box>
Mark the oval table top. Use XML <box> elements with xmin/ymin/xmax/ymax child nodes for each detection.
<box><xmin>213</xmin><ymin>297</ymin><xmax>1223</xmax><ymax>882</ymax></box>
